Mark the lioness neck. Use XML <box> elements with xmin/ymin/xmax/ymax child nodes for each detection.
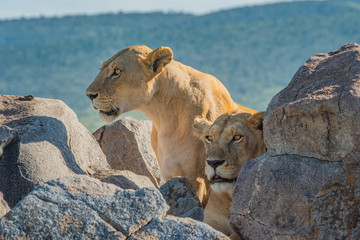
<box><xmin>140</xmin><ymin>61</ymin><xmax>236</xmax><ymax>132</ymax></box>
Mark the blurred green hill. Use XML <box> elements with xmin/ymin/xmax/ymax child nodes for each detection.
<box><xmin>1</xmin><ymin>0</ymin><xmax>359</xmax><ymax>131</ymax></box>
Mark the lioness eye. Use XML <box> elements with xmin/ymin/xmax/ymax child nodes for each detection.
<box><xmin>233</xmin><ymin>135</ymin><xmax>243</xmax><ymax>142</ymax></box>
<box><xmin>110</xmin><ymin>68</ymin><xmax>121</xmax><ymax>77</ymax></box>
<box><xmin>205</xmin><ymin>135</ymin><xmax>214</xmax><ymax>143</ymax></box>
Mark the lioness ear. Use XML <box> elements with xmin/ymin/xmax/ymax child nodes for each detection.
<box><xmin>144</xmin><ymin>47</ymin><xmax>173</xmax><ymax>75</ymax></box>
<box><xmin>193</xmin><ymin>117</ymin><xmax>212</xmax><ymax>139</ymax></box>
<box><xmin>247</xmin><ymin>111</ymin><xmax>265</xmax><ymax>131</ymax></box>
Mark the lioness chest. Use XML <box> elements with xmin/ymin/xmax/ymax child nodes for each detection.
<box><xmin>155</xmin><ymin>130</ymin><xmax>205</xmax><ymax>181</ymax></box>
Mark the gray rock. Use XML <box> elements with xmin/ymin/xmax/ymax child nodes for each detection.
<box><xmin>0</xmin><ymin>126</ymin><xmax>16</xmax><ymax>217</ymax></box>
<box><xmin>88</xmin><ymin>167</ymin><xmax>155</xmax><ymax>190</ymax></box>
<box><xmin>2</xmin><ymin>175</ymin><xmax>228</xmax><ymax>239</ymax></box>
<box><xmin>129</xmin><ymin>215</ymin><xmax>229</xmax><ymax>240</ymax></box>
<box><xmin>93</xmin><ymin>117</ymin><xmax>164</xmax><ymax>188</ymax></box>
<box><xmin>7</xmin><ymin>194</ymin><xmax>124</xmax><ymax>240</ymax></box>
<box><xmin>0</xmin><ymin>95</ymin><xmax>109</xmax><ymax>216</ymax></box>
<box><xmin>0</xmin><ymin>125</ymin><xmax>17</xmax><ymax>158</ymax></box>
<box><xmin>0</xmin><ymin>218</ymin><xmax>26</xmax><ymax>240</ymax></box>
<box><xmin>4</xmin><ymin>176</ymin><xmax>168</xmax><ymax>239</ymax></box>
<box><xmin>264</xmin><ymin>43</ymin><xmax>360</xmax><ymax>162</ymax></box>
<box><xmin>231</xmin><ymin>44</ymin><xmax>360</xmax><ymax>239</ymax></box>
<box><xmin>230</xmin><ymin>154</ymin><xmax>356</xmax><ymax>239</ymax></box>
<box><xmin>160</xmin><ymin>177</ymin><xmax>204</xmax><ymax>221</ymax></box>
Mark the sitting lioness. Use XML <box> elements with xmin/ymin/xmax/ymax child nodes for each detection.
<box><xmin>193</xmin><ymin>111</ymin><xmax>266</xmax><ymax>237</ymax></box>
<box><xmin>86</xmin><ymin>45</ymin><xmax>256</xmax><ymax>204</ymax></box>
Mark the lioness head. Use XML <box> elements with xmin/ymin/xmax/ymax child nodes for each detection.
<box><xmin>86</xmin><ymin>45</ymin><xmax>173</xmax><ymax>123</ymax></box>
<box><xmin>193</xmin><ymin>111</ymin><xmax>266</xmax><ymax>195</ymax></box>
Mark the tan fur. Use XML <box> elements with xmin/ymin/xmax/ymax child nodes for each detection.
<box><xmin>193</xmin><ymin>111</ymin><xmax>266</xmax><ymax>236</ymax></box>
<box><xmin>86</xmin><ymin>45</ymin><xmax>256</xmax><ymax>204</ymax></box>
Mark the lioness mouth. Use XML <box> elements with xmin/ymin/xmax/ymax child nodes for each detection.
<box><xmin>210</xmin><ymin>174</ymin><xmax>236</xmax><ymax>184</ymax></box>
<box><xmin>100</xmin><ymin>108</ymin><xmax>119</xmax><ymax>116</ymax></box>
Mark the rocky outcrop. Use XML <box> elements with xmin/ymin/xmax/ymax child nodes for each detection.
<box><xmin>0</xmin><ymin>95</ymin><xmax>109</xmax><ymax>216</ymax></box>
<box><xmin>160</xmin><ymin>177</ymin><xmax>204</xmax><ymax>221</ymax></box>
<box><xmin>93</xmin><ymin>118</ymin><xmax>164</xmax><ymax>188</ymax></box>
<box><xmin>264</xmin><ymin>43</ymin><xmax>360</xmax><ymax>161</ymax></box>
<box><xmin>1</xmin><ymin>176</ymin><xmax>228</xmax><ymax>239</ymax></box>
<box><xmin>88</xmin><ymin>166</ymin><xmax>156</xmax><ymax>190</ymax></box>
<box><xmin>129</xmin><ymin>215</ymin><xmax>228</xmax><ymax>240</ymax></box>
<box><xmin>0</xmin><ymin>95</ymin><xmax>224</xmax><ymax>239</ymax></box>
<box><xmin>231</xmin><ymin>43</ymin><xmax>360</xmax><ymax>239</ymax></box>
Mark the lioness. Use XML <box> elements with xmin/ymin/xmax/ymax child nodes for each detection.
<box><xmin>193</xmin><ymin>111</ymin><xmax>266</xmax><ymax>237</ymax></box>
<box><xmin>86</xmin><ymin>45</ymin><xmax>256</xmax><ymax>204</ymax></box>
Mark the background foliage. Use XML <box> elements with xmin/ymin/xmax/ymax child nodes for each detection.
<box><xmin>1</xmin><ymin>0</ymin><xmax>359</xmax><ymax>131</ymax></box>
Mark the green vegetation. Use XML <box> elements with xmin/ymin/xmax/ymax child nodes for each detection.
<box><xmin>1</xmin><ymin>0</ymin><xmax>359</xmax><ymax>131</ymax></box>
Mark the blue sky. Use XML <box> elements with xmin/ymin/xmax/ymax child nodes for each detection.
<box><xmin>0</xmin><ymin>0</ymin><xmax>300</xmax><ymax>20</ymax></box>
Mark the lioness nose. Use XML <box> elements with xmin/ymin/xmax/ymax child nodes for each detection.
<box><xmin>206</xmin><ymin>160</ymin><xmax>225</xmax><ymax>169</ymax></box>
<box><xmin>86</xmin><ymin>93</ymin><xmax>98</xmax><ymax>101</ymax></box>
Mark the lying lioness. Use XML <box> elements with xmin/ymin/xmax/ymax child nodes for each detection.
<box><xmin>193</xmin><ymin>111</ymin><xmax>266</xmax><ymax>237</ymax></box>
<box><xmin>86</xmin><ymin>45</ymin><xmax>256</xmax><ymax>204</ymax></box>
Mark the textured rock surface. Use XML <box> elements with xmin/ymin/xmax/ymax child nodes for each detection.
<box><xmin>230</xmin><ymin>154</ymin><xmax>356</xmax><ymax>239</ymax></box>
<box><xmin>1</xmin><ymin>176</ymin><xmax>228</xmax><ymax>239</ymax></box>
<box><xmin>0</xmin><ymin>125</ymin><xmax>17</xmax><ymax>158</ymax></box>
<box><xmin>93</xmin><ymin>117</ymin><xmax>163</xmax><ymax>188</ymax></box>
<box><xmin>0</xmin><ymin>95</ymin><xmax>109</xmax><ymax>216</ymax></box>
<box><xmin>231</xmin><ymin>44</ymin><xmax>360</xmax><ymax>239</ymax></box>
<box><xmin>264</xmin><ymin>43</ymin><xmax>360</xmax><ymax>161</ymax></box>
<box><xmin>160</xmin><ymin>177</ymin><xmax>204</xmax><ymax>221</ymax></box>
<box><xmin>89</xmin><ymin>166</ymin><xmax>155</xmax><ymax>190</ymax></box>
<box><xmin>0</xmin><ymin>218</ymin><xmax>26</xmax><ymax>239</ymax></box>
<box><xmin>3</xmin><ymin>176</ymin><xmax>166</xmax><ymax>239</ymax></box>
<box><xmin>129</xmin><ymin>215</ymin><xmax>229</xmax><ymax>240</ymax></box>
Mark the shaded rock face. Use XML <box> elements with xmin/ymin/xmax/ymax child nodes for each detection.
<box><xmin>231</xmin><ymin>43</ymin><xmax>360</xmax><ymax>239</ymax></box>
<box><xmin>231</xmin><ymin>154</ymin><xmax>351</xmax><ymax>239</ymax></box>
<box><xmin>0</xmin><ymin>95</ymin><xmax>109</xmax><ymax>215</ymax></box>
<box><xmin>93</xmin><ymin>118</ymin><xmax>164</xmax><ymax>188</ymax></box>
<box><xmin>0</xmin><ymin>176</ymin><xmax>228</xmax><ymax>240</ymax></box>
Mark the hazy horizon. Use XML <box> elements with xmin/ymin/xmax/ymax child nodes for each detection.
<box><xmin>0</xmin><ymin>0</ymin><xmax>305</xmax><ymax>20</ymax></box>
